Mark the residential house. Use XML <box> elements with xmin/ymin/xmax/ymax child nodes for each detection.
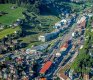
<box><xmin>77</xmin><ymin>16</ymin><xmax>86</xmax><ymax>29</ymax></box>
<box><xmin>60</xmin><ymin>42</ymin><xmax>68</xmax><ymax>52</ymax></box>
<box><xmin>60</xmin><ymin>19</ymin><xmax>67</xmax><ymax>25</ymax></box>
<box><xmin>54</xmin><ymin>19</ymin><xmax>67</xmax><ymax>29</ymax></box>
<box><xmin>54</xmin><ymin>22</ymin><xmax>61</xmax><ymax>29</ymax></box>
<box><xmin>83</xmin><ymin>74</ymin><xmax>89</xmax><ymax>80</ymax></box>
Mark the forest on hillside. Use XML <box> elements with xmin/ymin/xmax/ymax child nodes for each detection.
<box><xmin>0</xmin><ymin>0</ymin><xmax>92</xmax><ymax>15</ymax></box>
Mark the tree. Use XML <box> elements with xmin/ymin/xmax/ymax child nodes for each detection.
<box><xmin>27</xmin><ymin>0</ymin><xmax>42</xmax><ymax>14</ymax></box>
<box><xmin>71</xmin><ymin>22</ymin><xmax>93</xmax><ymax>77</ymax></box>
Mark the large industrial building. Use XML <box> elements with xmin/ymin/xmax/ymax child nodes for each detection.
<box><xmin>39</xmin><ymin>61</ymin><xmax>52</xmax><ymax>74</ymax></box>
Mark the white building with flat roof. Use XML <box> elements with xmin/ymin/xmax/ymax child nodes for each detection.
<box><xmin>60</xmin><ymin>19</ymin><xmax>67</xmax><ymax>24</ymax></box>
<box><xmin>38</xmin><ymin>30</ymin><xmax>59</xmax><ymax>42</ymax></box>
<box><xmin>38</xmin><ymin>35</ymin><xmax>46</xmax><ymax>42</ymax></box>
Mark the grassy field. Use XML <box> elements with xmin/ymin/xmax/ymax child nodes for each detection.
<box><xmin>0</xmin><ymin>26</ymin><xmax>21</xmax><ymax>39</ymax></box>
<box><xmin>19</xmin><ymin>33</ymin><xmax>43</xmax><ymax>48</ymax></box>
<box><xmin>0</xmin><ymin>4</ymin><xmax>25</xmax><ymax>25</ymax></box>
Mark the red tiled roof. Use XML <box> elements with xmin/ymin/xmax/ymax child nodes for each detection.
<box><xmin>39</xmin><ymin>78</ymin><xmax>47</xmax><ymax>80</ymax></box>
<box><xmin>60</xmin><ymin>43</ymin><xmax>68</xmax><ymax>49</ymax></box>
<box><xmin>40</xmin><ymin>61</ymin><xmax>52</xmax><ymax>74</ymax></box>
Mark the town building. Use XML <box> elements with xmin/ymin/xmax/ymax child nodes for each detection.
<box><xmin>38</xmin><ymin>30</ymin><xmax>59</xmax><ymax>42</ymax></box>
<box><xmin>77</xmin><ymin>16</ymin><xmax>86</xmax><ymax>29</ymax></box>
<box><xmin>83</xmin><ymin>74</ymin><xmax>89</xmax><ymax>80</ymax></box>
<box><xmin>60</xmin><ymin>42</ymin><xmax>68</xmax><ymax>52</ymax></box>
<box><xmin>39</xmin><ymin>61</ymin><xmax>52</xmax><ymax>74</ymax></box>
<box><xmin>26</xmin><ymin>48</ymin><xmax>37</xmax><ymax>54</ymax></box>
<box><xmin>58</xmin><ymin>73</ymin><xmax>70</xmax><ymax>80</ymax></box>
<box><xmin>60</xmin><ymin>19</ymin><xmax>67</xmax><ymax>25</ymax></box>
<box><xmin>31</xmin><ymin>44</ymin><xmax>49</xmax><ymax>51</ymax></box>
<box><xmin>53</xmin><ymin>19</ymin><xmax>67</xmax><ymax>29</ymax></box>
<box><xmin>39</xmin><ymin>77</ymin><xmax>47</xmax><ymax>80</ymax></box>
